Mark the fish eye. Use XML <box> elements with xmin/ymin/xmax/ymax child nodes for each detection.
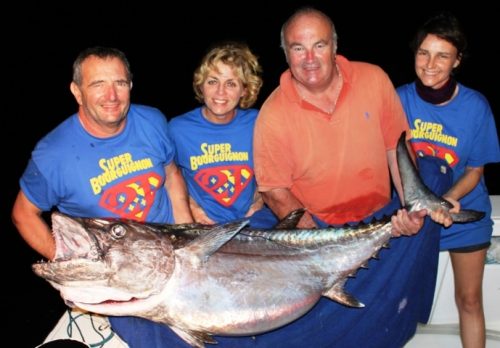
<box><xmin>110</xmin><ymin>224</ymin><xmax>127</xmax><ymax>238</ymax></box>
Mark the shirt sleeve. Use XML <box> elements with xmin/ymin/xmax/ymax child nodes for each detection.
<box><xmin>20</xmin><ymin>159</ymin><xmax>58</xmax><ymax>211</ymax></box>
<box><xmin>468</xmin><ymin>98</ymin><xmax>500</xmax><ymax>167</ymax></box>
<box><xmin>379</xmin><ymin>71</ymin><xmax>410</xmax><ymax>150</ymax></box>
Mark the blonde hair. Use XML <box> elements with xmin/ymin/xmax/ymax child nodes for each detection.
<box><xmin>193</xmin><ymin>42</ymin><xmax>263</xmax><ymax>109</ymax></box>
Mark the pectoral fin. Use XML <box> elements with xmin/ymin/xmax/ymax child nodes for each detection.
<box><xmin>181</xmin><ymin>219</ymin><xmax>249</xmax><ymax>268</ymax></box>
<box><xmin>170</xmin><ymin>326</ymin><xmax>217</xmax><ymax>348</ymax></box>
<box><xmin>324</xmin><ymin>280</ymin><xmax>365</xmax><ymax>308</ymax></box>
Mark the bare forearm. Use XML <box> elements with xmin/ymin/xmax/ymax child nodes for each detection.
<box><xmin>189</xmin><ymin>196</ymin><xmax>215</xmax><ymax>224</ymax></box>
<box><xmin>261</xmin><ymin>188</ymin><xmax>316</xmax><ymax>228</ymax></box>
<box><xmin>245</xmin><ymin>191</ymin><xmax>264</xmax><ymax>217</ymax></box>
<box><xmin>165</xmin><ymin>163</ymin><xmax>193</xmax><ymax>223</ymax></box>
<box><xmin>11</xmin><ymin>191</ymin><xmax>55</xmax><ymax>260</ymax></box>
<box><xmin>444</xmin><ymin>166</ymin><xmax>483</xmax><ymax>201</ymax></box>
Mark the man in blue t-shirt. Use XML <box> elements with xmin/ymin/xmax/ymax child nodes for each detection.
<box><xmin>12</xmin><ymin>46</ymin><xmax>193</xmax><ymax>348</ymax></box>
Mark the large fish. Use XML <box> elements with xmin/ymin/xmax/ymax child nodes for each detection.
<box><xmin>32</xmin><ymin>133</ymin><xmax>483</xmax><ymax>348</ymax></box>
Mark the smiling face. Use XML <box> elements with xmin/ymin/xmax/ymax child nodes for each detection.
<box><xmin>415</xmin><ymin>34</ymin><xmax>461</xmax><ymax>89</ymax></box>
<box><xmin>201</xmin><ymin>62</ymin><xmax>246</xmax><ymax>124</ymax></box>
<box><xmin>283</xmin><ymin>12</ymin><xmax>337</xmax><ymax>92</ymax></box>
<box><xmin>70</xmin><ymin>56</ymin><xmax>132</xmax><ymax>136</ymax></box>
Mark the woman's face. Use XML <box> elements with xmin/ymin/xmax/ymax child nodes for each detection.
<box><xmin>415</xmin><ymin>34</ymin><xmax>461</xmax><ymax>89</ymax></box>
<box><xmin>201</xmin><ymin>62</ymin><xmax>246</xmax><ymax>124</ymax></box>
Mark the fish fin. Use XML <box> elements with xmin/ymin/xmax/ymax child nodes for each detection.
<box><xmin>451</xmin><ymin>210</ymin><xmax>485</xmax><ymax>223</ymax></box>
<box><xmin>324</xmin><ymin>282</ymin><xmax>365</xmax><ymax>308</ymax></box>
<box><xmin>359</xmin><ymin>262</ymin><xmax>369</xmax><ymax>269</ymax></box>
<box><xmin>170</xmin><ymin>326</ymin><xmax>216</xmax><ymax>348</ymax></box>
<box><xmin>396</xmin><ymin>131</ymin><xmax>450</xmax><ymax>214</ymax></box>
<box><xmin>181</xmin><ymin>219</ymin><xmax>249</xmax><ymax>268</ymax></box>
<box><xmin>274</xmin><ymin>209</ymin><xmax>305</xmax><ymax>229</ymax></box>
<box><xmin>397</xmin><ymin>132</ymin><xmax>485</xmax><ymax>222</ymax></box>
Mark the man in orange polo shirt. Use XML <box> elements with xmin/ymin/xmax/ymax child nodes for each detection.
<box><xmin>254</xmin><ymin>7</ymin><xmax>451</xmax><ymax>233</ymax></box>
<box><xmin>252</xmin><ymin>7</ymin><xmax>455</xmax><ymax>347</ymax></box>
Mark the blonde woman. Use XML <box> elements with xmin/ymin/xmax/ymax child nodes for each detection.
<box><xmin>169</xmin><ymin>42</ymin><xmax>264</xmax><ymax>224</ymax></box>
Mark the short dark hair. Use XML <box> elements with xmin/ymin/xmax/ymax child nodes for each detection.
<box><xmin>72</xmin><ymin>46</ymin><xmax>133</xmax><ymax>85</ymax></box>
<box><xmin>411</xmin><ymin>12</ymin><xmax>467</xmax><ymax>61</ymax></box>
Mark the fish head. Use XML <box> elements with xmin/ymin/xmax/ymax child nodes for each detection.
<box><xmin>32</xmin><ymin>212</ymin><xmax>175</xmax><ymax>308</ymax></box>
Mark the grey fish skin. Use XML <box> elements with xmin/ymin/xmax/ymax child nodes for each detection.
<box><xmin>32</xmin><ymin>132</ymin><xmax>484</xmax><ymax>348</ymax></box>
<box><xmin>396</xmin><ymin>132</ymin><xmax>485</xmax><ymax>222</ymax></box>
<box><xmin>34</xmin><ymin>212</ymin><xmax>390</xmax><ymax>347</ymax></box>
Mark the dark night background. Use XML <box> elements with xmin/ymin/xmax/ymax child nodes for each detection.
<box><xmin>4</xmin><ymin>2</ymin><xmax>499</xmax><ymax>347</ymax></box>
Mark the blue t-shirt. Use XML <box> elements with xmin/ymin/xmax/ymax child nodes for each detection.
<box><xmin>20</xmin><ymin>104</ymin><xmax>175</xmax><ymax>223</ymax></box>
<box><xmin>168</xmin><ymin>107</ymin><xmax>258</xmax><ymax>222</ymax></box>
<box><xmin>398</xmin><ymin>82</ymin><xmax>500</xmax><ymax>249</ymax></box>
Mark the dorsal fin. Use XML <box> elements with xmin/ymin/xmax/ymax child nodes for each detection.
<box><xmin>274</xmin><ymin>209</ymin><xmax>305</xmax><ymax>229</ymax></box>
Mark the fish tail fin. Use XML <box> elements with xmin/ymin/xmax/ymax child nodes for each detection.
<box><xmin>396</xmin><ymin>131</ymin><xmax>485</xmax><ymax>222</ymax></box>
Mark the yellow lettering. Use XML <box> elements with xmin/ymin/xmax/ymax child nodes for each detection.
<box><xmin>201</xmin><ymin>143</ymin><xmax>208</xmax><ymax>155</ymax></box>
<box><xmin>90</xmin><ymin>178</ymin><xmax>101</xmax><ymax>194</ymax></box>
<box><xmin>98</xmin><ymin>158</ymin><xmax>108</xmax><ymax>171</ymax></box>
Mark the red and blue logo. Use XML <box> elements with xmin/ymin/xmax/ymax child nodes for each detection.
<box><xmin>195</xmin><ymin>165</ymin><xmax>253</xmax><ymax>206</ymax></box>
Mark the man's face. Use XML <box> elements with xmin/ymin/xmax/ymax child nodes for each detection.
<box><xmin>284</xmin><ymin>13</ymin><xmax>336</xmax><ymax>91</ymax></box>
<box><xmin>71</xmin><ymin>56</ymin><xmax>131</xmax><ymax>134</ymax></box>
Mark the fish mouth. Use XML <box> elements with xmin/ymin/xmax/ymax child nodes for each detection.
<box><xmin>33</xmin><ymin>212</ymin><xmax>172</xmax><ymax>314</ymax></box>
<box><xmin>32</xmin><ymin>212</ymin><xmax>105</xmax><ymax>282</ymax></box>
<box><xmin>32</xmin><ymin>258</ymin><xmax>110</xmax><ymax>282</ymax></box>
<box><xmin>37</xmin><ymin>268</ymin><xmax>164</xmax><ymax>311</ymax></box>
<box><xmin>60</xmin><ymin>286</ymin><xmax>165</xmax><ymax>316</ymax></box>
<box><xmin>52</xmin><ymin>213</ymin><xmax>102</xmax><ymax>262</ymax></box>
<box><xmin>32</xmin><ymin>265</ymin><xmax>164</xmax><ymax>314</ymax></box>
<box><xmin>55</xmin><ymin>282</ymin><xmax>152</xmax><ymax>305</ymax></box>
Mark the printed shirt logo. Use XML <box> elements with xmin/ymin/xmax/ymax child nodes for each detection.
<box><xmin>412</xmin><ymin>141</ymin><xmax>459</xmax><ymax>167</ymax></box>
<box><xmin>410</xmin><ymin>119</ymin><xmax>460</xmax><ymax>167</ymax></box>
<box><xmin>195</xmin><ymin>165</ymin><xmax>253</xmax><ymax>207</ymax></box>
<box><xmin>99</xmin><ymin>172</ymin><xmax>161</xmax><ymax>221</ymax></box>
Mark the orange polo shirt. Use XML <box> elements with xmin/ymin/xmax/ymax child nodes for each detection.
<box><xmin>253</xmin><ymin>55</ymin><xmax>409</xmax><ymax>224</ymax></box>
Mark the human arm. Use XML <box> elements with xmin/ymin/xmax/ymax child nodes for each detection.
<box><xmin>387</xmin><ymin>148</ymin><xmax>405</xmax><ymax>206</ymax></box>
<box><xmin>438</xmin><ymin>165</ymin><xmax>483</xmax><ymax>217</ymax></box>
<box><xmin>262</xmin><ymin>188</ymin><xmax>317</xmax><ymax>228</ymax></box>
<box><xmin>244</xmin><ymin>190</ymin><xmax>264</xmax><ymax>218</ymax></box>
<box><xmin>11</xmin><ymin>190</ymin><xmax>56</xmax><ymax>260</ymax></box>
<box><xmin>189</xmin><ymin>196</ymin><xmax>215</xmax><ymax>225</ymax></box>
<box><xmin>164</xmin><ymin>161</ymin><xmax>194</xmax><ymax>223</ymax></box>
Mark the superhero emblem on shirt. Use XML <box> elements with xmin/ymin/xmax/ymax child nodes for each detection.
<box><xmin>99</xmin><ymin>172</ymin><xmax>162</xmax><ymax>221</ymax></box>
<box><xmin>195</xmin><ymin>165</ymin><xmax>253</xmax><ymax>207</ymax></box>
<box><xmin>412</xmin><ymin>141</ymin><xmax>459</xmax><ymax>167</ymax></box>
